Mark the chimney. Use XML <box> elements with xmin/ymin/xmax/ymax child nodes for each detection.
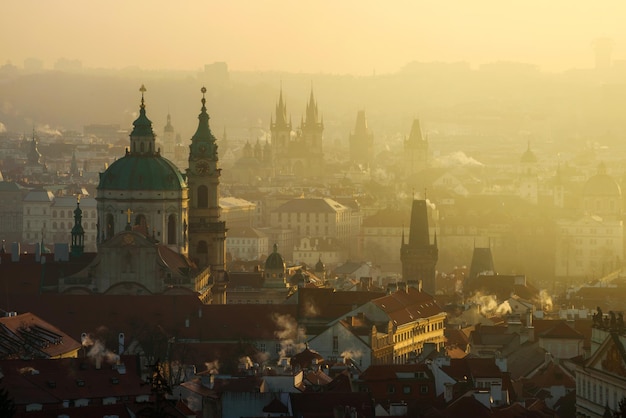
<box><xmin>11</xmin><ymin>242</ymin><xmax>20</xmax><ymax>262</ymax></box>
<box><xmin>118</xmin><ymin>332</ymin><xmax>125</xmax><ymax>355</ymax></box>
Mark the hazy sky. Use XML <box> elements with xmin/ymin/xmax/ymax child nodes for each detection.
<box><xmin>3</xmin><ymin>0</ymin><xmax>626</xmax><ymax>74</ymax></box>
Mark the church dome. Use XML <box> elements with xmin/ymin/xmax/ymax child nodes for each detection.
<box><xmin>265</xmin><ymin>243</ymin><xmax>285</xmax><ymax>271</ymax></box>
<box><xmin>98</xmin><ymin>85</ymin><xmax>186</xmax><ymax>192</ymax></box>
<box><xmin>583</xmin><ymin>164</ymin><xmax>621</xmax><ymax>197</ymax></box>
<box><xmin>98</xmin><ymin>155</ymin><xmax>185</xmax><ymax>191</ymax></box>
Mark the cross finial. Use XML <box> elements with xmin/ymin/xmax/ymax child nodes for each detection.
<box><xmin>139</xmin><ymin>84</ymin><xmax>147</xmax><ymax>108</ymax></box>
<box><xmin>126</xmin><ymin>208</ymin><xmax>133</xmax><ymax>224</ymax></box>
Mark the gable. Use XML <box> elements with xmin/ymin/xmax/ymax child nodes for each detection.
<box><xmin>586</xmin><ymin>332</ymin><xmax>626</xmax><ymax>378</ymax></box>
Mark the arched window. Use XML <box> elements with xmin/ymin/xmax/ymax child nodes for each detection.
<box><xmin>167</xmin><ymin>214</ymin><xmax>176</xmax><ymax>245</ymax></box>
<box><xmin>106</xmin><ymin>213</ymin><xmax>115</xmax><ymax>240</ymax></box>
<box><xmin>198</xmin><ymin>185</ymin><xmax>209</xmax><ymax>208</ymax></box>
<box><xmin>135</xmin><ymin>214</ymin><xmax>147</xmax><ymax>230</ymax></box>
<box><xmin>140</xmin><ymin>142</ymin><xmax>145</xmax><ymax>153</ymax></box>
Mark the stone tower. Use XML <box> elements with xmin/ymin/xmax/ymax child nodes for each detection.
<box><xmin>400</xmin><ymin>199</ymin><xmax>438</xmax><ymax>295</ymax></box>
<box><xmin>187</xmin><ymin>87</ymin><xmax>227</xmax><ymax>272</ymax></box>
<box><xmin>349</xmin><ymin>110</ymin><xmax>374</xmax><ymax>168</ymax></box>
<box><xmin>300</xmin><ymin>89</ymin><xmax>324</xmax><ymax>171</ymax></box>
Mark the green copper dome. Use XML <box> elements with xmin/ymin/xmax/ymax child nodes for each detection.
<box><xmin>98</xmin><ymin>155</ymin><xmax>186</xmax><ymax>191</ymax></box>
<box><xmin>98</xmin><ymin>85</ymin><xmax>186</xmax><ymax>192</ymax></box>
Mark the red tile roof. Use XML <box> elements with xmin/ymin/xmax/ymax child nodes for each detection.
<box><xmin>289</xmin><ymin>392</ymin><xmax>375</xmax><ymax>418</ymax></box>
<box><xmin>525</xmin><ymin>361</ymin><xmax>575</xmax><ymax>389</ymax></box>
<box><xmin>296</xmin><ymin>287</ymin><xmax>384</xmax><ymax>322</ymax></box>
<box><xmin>441</xmin><ymin>357</ymin><xmax>504</xmax><ymax>382</ymax></box>
<box><xmin>371</xmin><ymin>288</ymin><xmax>443</xmax><ymax>325</ymax></box>
<box><xmin>538</xmin><ymin>321</ymin><xmax>584</xmax><ymax>340</ymax></box>
<box><xmin>0</xmin><ymin>252</ymin><xmax>96</xmax><ymax>293</ymax></box>
<box><xmin>0</xmin><ymin>355</ymin><xmax>148</xmax><ymax>407</ymax></box>
<box><xmin>0</xmin><ymin>312</ymin><xmax>81</xmax><ymax>359</ymax></box>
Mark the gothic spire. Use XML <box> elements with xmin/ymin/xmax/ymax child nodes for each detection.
<box><xmin>71</xmin><ymin>197</ymin><xmax>85</xmax><ymax>257</ymax></box>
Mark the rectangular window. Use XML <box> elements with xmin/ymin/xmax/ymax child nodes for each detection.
<box><xmin>388</xmin><ymin>384</ymin><xmax>395</xmax><ymax>393</ymax></box>
<box><xmin>403</xmin><ymin>386</ymin><xmax>411</xmax><ymax>394</ymax></box>
<box><xmin>420</xmin><ymin>386</ymin><xmax>428</xmax><ymax>394</ymax></box>
<box><xmin>333</xmin><ymin>336</ymin><xmax>339</xmax><ymax>352</ymax></box>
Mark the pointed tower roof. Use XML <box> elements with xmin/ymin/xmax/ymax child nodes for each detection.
<box><xmin>70</xmin><ymin>148</ymin><xmax>79</xmax><ymax>176</ymax></box>
<box><xmin>189</xmin><ymin>86</ymin><xmax>219</xmax><ymax>162</ymax></box>
<box><xmin>407</xmin><ymin>200</ymin><xmax>432</xmax><ymax>248</ymax></box>
<box><xmin>469</xmin><ymin>247</ymin><xmax>496</xmax><ymax>279</ymax></box>
<box><xmin>191</xmin><ymin>87</ymin><xmax>214</xmax><ymax>142</ymax></box>
<box><xmin>274</xmin><ymin>87</ymin><xmax>289</xmax><ymax>127</ymax></box>
<box><xmin>353</xmin><ymin>110</ymin><xmax>369</xmax><ymax>136</ymax></box>
<box><xmin>408</xmin><ymin>119</ymin><xmax>425</xmax><ymax>143</ymax></box>
<box><xmin>305</xmin><ymin>89</ymin><xmax>320</xmax><ymax>126</ymax></box>
<box><xmin>71</xmin><ymin>197</ymin><xmax>85</xmax><ymax>258</ymax></box>
<box><xmin>27</xmin><ymin>128</ymin><xmax>42</xmax><ymax>165</ymax></box>
<box><xmin>520</xmin><ymin>140</ymin><xmax>537</xmax><ymax>163</ymax></box>
<box><xmin>131</xmin><ymin>84</ymin><xmax>154</xmax><ymax>137</ymax></box>
<box><xmin>164</xmin><ymin>112</ymin><xmax>174</xmax><ymax>133</ymax></box>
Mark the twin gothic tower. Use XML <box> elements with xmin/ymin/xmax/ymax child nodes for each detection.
<box><xmin>96</xmin><ymin>86</ymin><xmax>226</xmax><ymax>272</ymax></box>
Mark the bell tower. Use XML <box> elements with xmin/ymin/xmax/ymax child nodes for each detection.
<box><xmin>270</xmin><ymin>87</ymin><xmax>292</xmax><ymax>169</ymax></box>
<box><xmin>401</xmin><ymin>199</ymin><xmax>438</xmax><ymax>295</ymax></box>
<box><xmin>187</xmin><ymin>87</ymin><xmax>227</xmax><ymax>272</ymax></box>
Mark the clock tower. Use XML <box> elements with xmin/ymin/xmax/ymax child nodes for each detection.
<box><xmin>187</xmin><ymin>87</ymin><xmax>227</xmax><ymax>272</ymax></box>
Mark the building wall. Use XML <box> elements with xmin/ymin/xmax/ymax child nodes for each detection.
<box><xmin>555</xmin><ymin>217</ymin><xmax>623</xmax><ymax>279</ymax></box>
<box><xmin>539</xmin><ymin>337</ymin><xmax>584</xmax><ymax>359</ymax></box>
<box><xmin>307</xmin><ymin>322</ymin><xmax>373</xmax><ymax>370</ymax></box>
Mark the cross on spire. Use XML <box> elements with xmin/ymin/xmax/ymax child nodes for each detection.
<box><xmin>139</xmin><ymin>84</ymin><xmax>147</xmax><ymax>108</ymax></box>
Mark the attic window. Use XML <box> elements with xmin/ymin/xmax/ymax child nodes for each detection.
<box><xmin>111</xmin><ymin>377</ymin><xmax>120</xmax><ymax>385</ymax></box>
<box><xmin>76</xmin><ymin>379</ymin><xmax>85</xmax><ymax>387</ymax></box>
<box><xmin>46</xmin><ymin>381</ymin><xmax>56</xmax><ymax>388</ymax></box>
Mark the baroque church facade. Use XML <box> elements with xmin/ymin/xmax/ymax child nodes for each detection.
<box><xmin>63</xmin><ymin>86</ymin><xmax>226</xmax><ymax>300</ymax></box>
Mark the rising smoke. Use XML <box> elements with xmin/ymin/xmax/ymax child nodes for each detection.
<box><xmin>273</xmin><ymin>313</ymin><xmax>306</xmax><ymax>359</ymax></box>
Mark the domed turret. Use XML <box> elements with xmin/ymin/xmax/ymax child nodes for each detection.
<box><xmin>265</xmin><ymin>243</ymin><xmax>285</xmax><ymax>271</ymax></box>
<box><xmin>582</xmin><ymin>162</ymin><xmax>622</xmax><ymax>219</ymax></box>
<box><xmin>520</xmin><ymin>142</ymin><xmax>537</xmax><ymax>164</ymax></box>
<box><xmin>264</xmin><ymin>243</ymin><xmax>287</xmax><ymax>288</ymax></box>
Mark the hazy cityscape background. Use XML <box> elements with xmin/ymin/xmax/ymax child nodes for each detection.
<box><xmin>4</xmin><ymin>2</ymin><xmax>626</xmax><ymax>416</ymax></box>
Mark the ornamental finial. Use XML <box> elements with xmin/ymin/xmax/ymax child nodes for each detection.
<box><xmin>139</xmin><ymin>84</ymin><xmax>147</xmax><ymax>108</ymax></box>
<box><xmin>200</xmin><ymin>86</ymin><xmax>207</xmax><ymax>109</ymax></box>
